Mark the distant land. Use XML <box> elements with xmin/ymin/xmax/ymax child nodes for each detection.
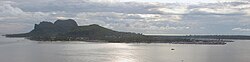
<box><xmin>5</xmin><ymin>19</ymin><xmax>250</xmax><ymax>44</ymax></box>
<box><xmin>4</xmin><ymin>19</ymin><xmax>151</xmax><ymax>43</ymax></box>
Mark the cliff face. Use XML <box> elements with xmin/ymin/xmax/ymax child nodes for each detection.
<box><xmin>5</xmin><ymin>19</ymin><xmax>147</xmax><ymax>42</ymax></box>
<box><xmin>54</xmin><ymin>19</ymin><xmax>78</xmax><ymax>28</ymax></box>
<box><xmin>54</xmin><ymin>19</ymin><xmax>78</xmax><ymax>31</ymax></box>
<box><xmin>31</xmin><ymin>21</ymin><xmax>57</xmax><ymax>34</ymax></box>
<box><xmin>29</xmin><ymin>19</ymin><xmax>78</xmax><ymax>35</ymax></box>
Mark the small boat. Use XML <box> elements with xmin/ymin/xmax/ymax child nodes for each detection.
<box><xmin>171</xmin><ymin>48</ymin><xmax>175</xmax><ymax>50</ymax></box>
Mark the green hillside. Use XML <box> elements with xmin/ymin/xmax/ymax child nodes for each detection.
<box><xmin>5</xmin><ymin>19</ymin><xmax>149</xmax><ymax>42</ymax></box>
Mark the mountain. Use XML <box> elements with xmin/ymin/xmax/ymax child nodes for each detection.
<box><xmin>5</xmin><ymin>19</ymin><xmax>149</xmax><ymax>42</ymax></box>
<box><xmin>5</xmin><ymin>19</ymin><xmax>78</xmax><ymax>37</ymax></box>
<box><xmin>29</xmin><ymin>19</ymin><xmax>78</xmax><ymax>36</ymax></box>
<box><xmin>4</xmin><ymin>19</ymin><xmax>235</xmax><ymax>44</ymax></box>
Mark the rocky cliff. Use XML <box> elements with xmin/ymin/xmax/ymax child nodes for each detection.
<box><xmin>30</xmin><ymin>19</ymin><xmax>78</xmax><ymax>35</ymax></box>
<box><xmin>5</xmin><ymin>19</ymin><xmax>148</xmax><ymax>42</ymax></box>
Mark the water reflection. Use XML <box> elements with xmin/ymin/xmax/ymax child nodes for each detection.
<box><xmin>106</xmin><ymin>43</ymin><xmax>137</xmax><ymax>62</ymax></box>
<box><xmin>1</xmin><ymin>37</ymin><xmax>250</xmax><ymax>62</ymax></box>
<box><xmin>34</xmin><ymin>42</ymin><xmax>250</xmax><ymax>62</ymax></box>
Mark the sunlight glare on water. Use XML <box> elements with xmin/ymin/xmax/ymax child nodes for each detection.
<box><xmin>0</xmin><ymin>36</ymin><xmax>250</xmax><ymax>62</ymax></box>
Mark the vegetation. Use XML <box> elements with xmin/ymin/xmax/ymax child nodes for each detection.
<box><xmin>4</xmin><ymin>19</ymin><xmax>236</xmax><ymax>44</ymax></box>
<box><xmin>5</xmin><ymin>19</ymin><xmax>152</xmax><ymax>43</ymax></box>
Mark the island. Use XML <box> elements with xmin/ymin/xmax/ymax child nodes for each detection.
<box><xmin>5</xmin><ymin>19</ymin><xmax>152</xmax><ymax>42</ymax></box>
<box><xmin>4</xmin><ymin>19</ymin><xmax>235</xmax><ymax>44</ymax></box>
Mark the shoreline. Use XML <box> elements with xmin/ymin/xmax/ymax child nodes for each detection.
<box><xmin>4</xmin><ymin>36</ymin><xmax>232</xmax><ymax>45</ymax></box>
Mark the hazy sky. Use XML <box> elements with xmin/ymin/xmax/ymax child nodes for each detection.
<box><xmin>0</xmin><ymin>0</ymin><xmax>250</xmax><ymax>35</ymax></box>
<box><xmin>121</xmin><ymin>0</ymin><xmax>242</xmax><ymax>3</ymax></box>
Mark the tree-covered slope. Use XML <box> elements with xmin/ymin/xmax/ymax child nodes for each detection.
<box><xmin>5</xmin><ymin>19</ymin><xmax>148</xmax><ymax>42</ymax></box>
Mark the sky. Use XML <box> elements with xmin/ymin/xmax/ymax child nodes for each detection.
<box><xmin>121</xmin><ymin>0</ymin><xmax>243</xmax><ymax>3</ymax></box>
<box><xmin>0</xmin><ymin>0</ymin><xmax>250</xmax><ymax>35</ymax></box>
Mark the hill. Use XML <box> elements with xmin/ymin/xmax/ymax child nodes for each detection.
<box><xmin>4</xmin><ymin>19</ymin><xmax>235</xmax><ymax>44</ymax></box>
<box><xmin>5</xmin><ymin>19</ymin><xmax>149</xmax><ymax>42</ymax></box>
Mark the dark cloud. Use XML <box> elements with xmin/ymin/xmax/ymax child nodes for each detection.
<box><xmin>0</xmin><ymin>0</ymin><xmax>250</xmax><ymax>34</ymax></box>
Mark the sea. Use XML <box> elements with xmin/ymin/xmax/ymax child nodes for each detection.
<box><xmin>0</xmin><ymin>36</ymin><xmax>249</xmax><ymax>62</ymax></box>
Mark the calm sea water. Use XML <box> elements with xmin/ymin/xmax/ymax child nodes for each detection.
<box><xmin>0</xmin><ymin>36</ymin><xmax>250</xmax><ymax>62</ymax></box>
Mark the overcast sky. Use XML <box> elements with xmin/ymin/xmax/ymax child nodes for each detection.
<box><xmin>0</xmin><ymin>0</ymin><xmax>250</xmax><ymax>35</ymax></box>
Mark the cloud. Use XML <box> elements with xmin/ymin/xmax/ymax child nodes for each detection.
<box><xmin>187</xmin><ymin>2</ymin><xmax>250</xmax><ymax>15</ymax></box>
<box><xmin>8</xmin><ymin>0</ymin><xmax>189</xmax><ymax>15</ymax></box>
<box><xmin>73</xmin><ymin>12</ymin><xmax>185</xmax><ymax>33</ymax></box>
<box><xmin>0</xmin><ymin>1</ymin><xmax>50</xmax><ymax>20</ymax></box>
<box><xmin>0</xmin><ymin>3</ymin><xmax>25</xmax><ymax>17</ymax></box>
<box><xmin>0</xmin><ymin>0</ymin><xmax>250</xmax><ymax>34</ymax></box>
<box><xmin>232</xmin><ymin>28</ymin><xmax>250</xmax><ymax>32</ymax></box>
<box><xmin>0</xmin><ymin>1</ymin><xmax>55</xmax><ymax>33</ymax></box>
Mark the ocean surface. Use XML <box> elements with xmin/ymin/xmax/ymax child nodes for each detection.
<box><xmin>0</xmin><ymin>36</ymin><xmax>250</xmax><ymax>62</ymax></box>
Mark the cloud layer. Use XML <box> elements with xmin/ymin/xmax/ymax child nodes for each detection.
<box><xmin>0</xmin><ymin>0</ymin><xmax>250</xmax><ymax>35</ymax></box>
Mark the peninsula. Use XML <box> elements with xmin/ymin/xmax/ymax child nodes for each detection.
<box><xmin>4</xmin><ymin>19</ymin><xmax>234</xmax><ymax>44</ymax></box>
<box><xmin>5</xmin><ymin>19</ymin><xmax>154</xmax><ymax>42</ymax></box>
